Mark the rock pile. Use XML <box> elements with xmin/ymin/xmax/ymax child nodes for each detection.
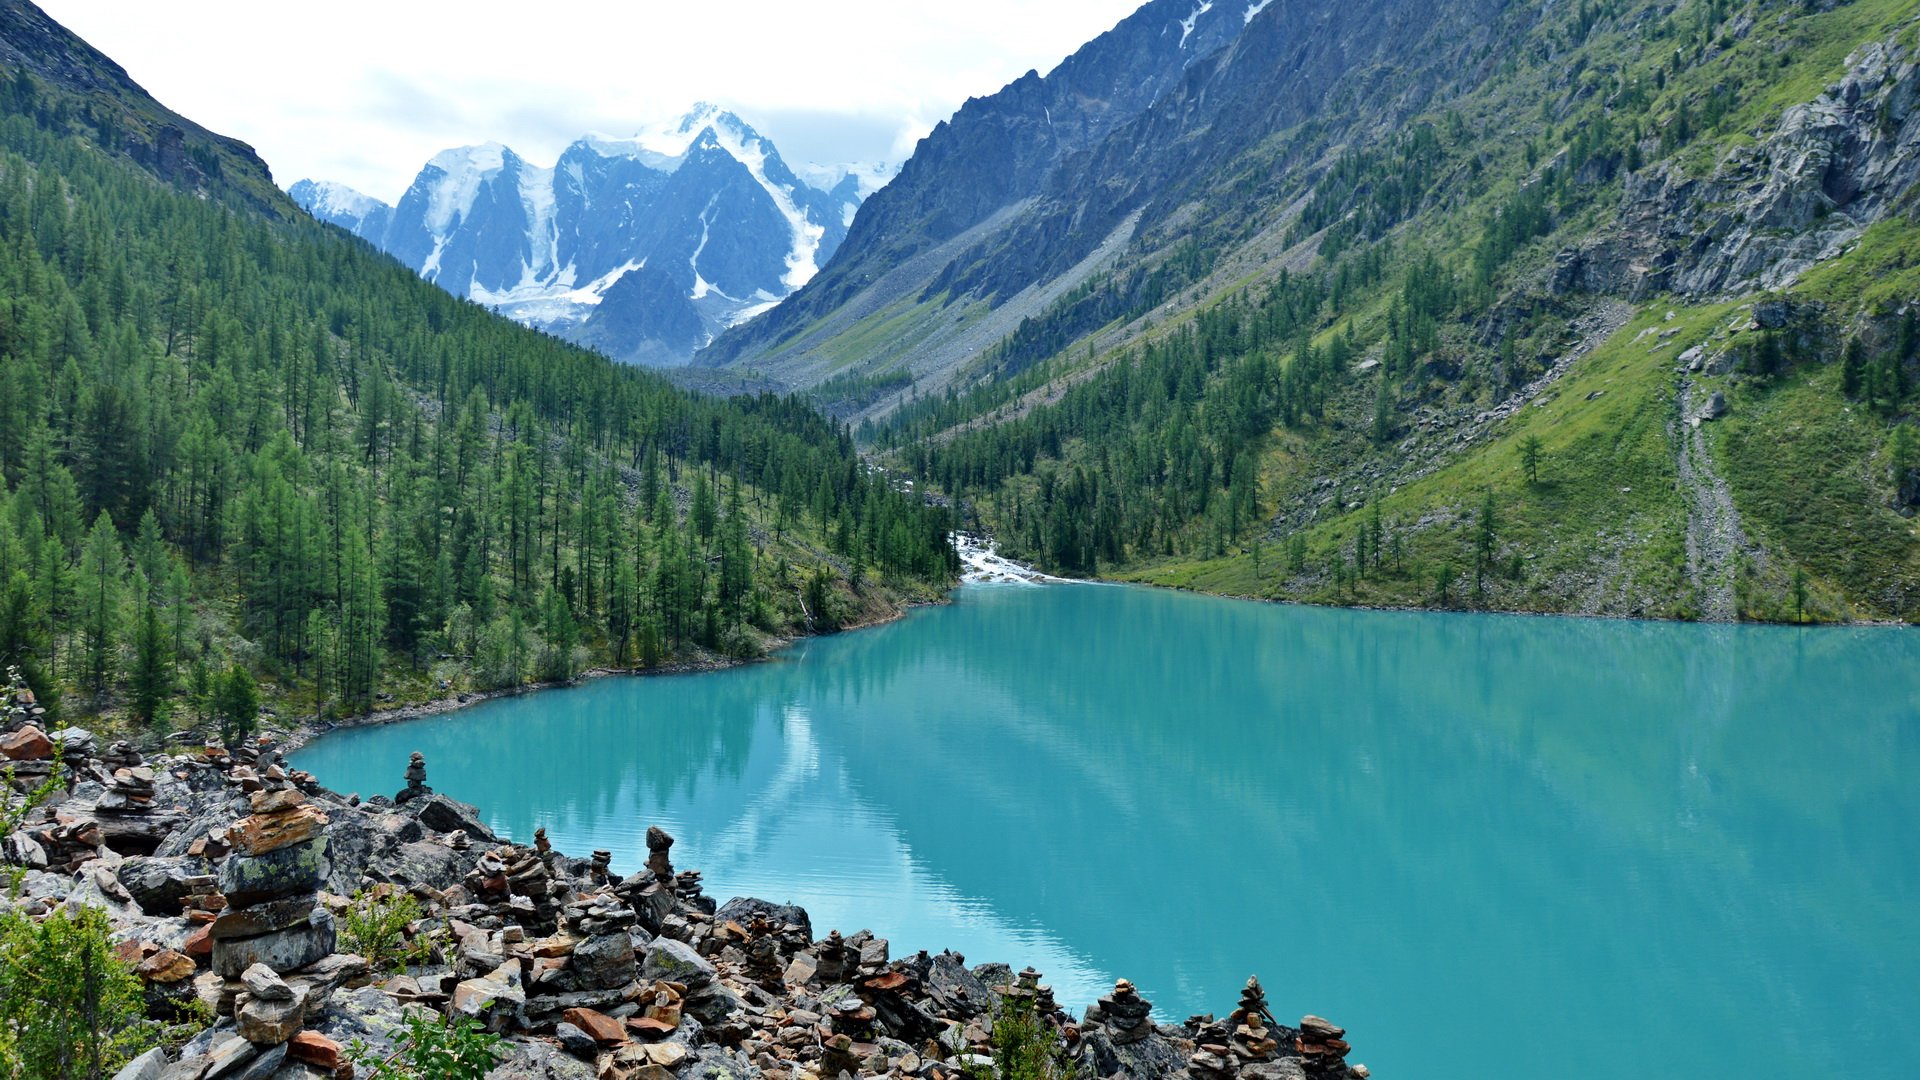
<box><xmin>2</xmin><ymin>724</ymin><xmax>1374</xmax><ymax>1080</ymax></box>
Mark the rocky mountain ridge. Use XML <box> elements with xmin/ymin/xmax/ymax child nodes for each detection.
<box><xmin>291</xmin><ymin>107</ymin><xmax>878</xmax><ymax>367</ymax></box>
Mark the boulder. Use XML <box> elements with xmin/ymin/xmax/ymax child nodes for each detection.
<box><xmin>218</xmin><ymin>837</ymin><xmax>330</xmax><ymax>907</ymax></box>
<box><xmin>571</xmin><ymin>932</ymin><xmax>636</xmax><ymax>991</ymax></box>
<box><xmin>715</xmin><ymin>897</ymin><xmax>812</xmax><ymax>941</ymax></box>
<box><xmin>116</xmin><ymin>857</ymin><xmax>206</xmax><ymax>916</ymax></box>
<box><xmin>639</xmin><ymin>938</ymin><xmax>713</xmax><ymax>989</ymax></box>
<box><xmin>236</xmin><ymin>986</ymin><xmax>308</xmax><ymax>1046</ymax></box>
<box><xmin>451</xmin><ymin>958</ymin><xmax>525</xmax><ymax>1031</ymax></box>
<box><xmin>229</xmin><ymin>1043</ymin><xmax>287</xmax><ymax>1080</ymax></box>
<box><xmin>0</xmin><ymin>725</ymin><xmax>51</xmax><ymax>760</ymax></box>
<box><xmin>408</xmin><ymin>794</ymin><xmax>494</xmax><ymax>841</ymax></box>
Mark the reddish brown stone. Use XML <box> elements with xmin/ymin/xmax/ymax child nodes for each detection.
<box><xmin>862</xmin><ymin>971</ymin><xmax>908</xmax><ymax>993</ymax></box>
<box><xmin>183</xmin><ymin>924</ymin><xmax>214</xmax><ymax>958</ymax></box>
<box><xmin>0</xmin><ymin>725</ymin><xmax>51</xmax><ymax>761</ymax></box>
<box><xmin>289</xmin><ymin>1030</ymin><xmax>344</xmax><ymax>1070</ymax></box>
<box><xmin>137</xmin><ymin>949</ymin><xmax>197</xmax><ymax>984</ymax></box>
<box><xmin>628</xmin><ymin>1016</ymin><xmax>678</xmax><ymax>1038</ymax></box>
<box><xmin>563</xmin><ymin>1007</ymin><xmax>628</xmax><ymax>1045</ymax></box>
<box><xmin>229</xmin><ymin>804</ymin><xmax>329</xmax><ymax>856</ymax></box>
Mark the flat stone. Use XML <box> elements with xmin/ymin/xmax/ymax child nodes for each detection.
<box><xmin>218</xmin><ymin>837</ymin><xmax>330</xmax><ymax>907</ymax></box>
<box><xmin>210</xmin><ymin>895</ymin><xmax>323</xmax><ymax>940</ymax></box>
<box><xmin>111</xmin><ymin>1047</ymin><xmax>168</xmax><ymax>1080</ymax></box>
<box><xmin>230</xmin><ymin>1043</ymin><xmax>287</xmax><ymax>1080</ymax></box>
<box><xmin>561</xmin><ymin>1007</ymin><xmax>627</xmax><ymax>1045</ymax></box>
<box><xmin>200</xmin><ymin>1036</ymin><xmax>257</xmax><ymax>1080</ymax></box>
<box><xmin>183</xmin><ymin>924</ymin><xmax>214</xmax><ymax>958</ymax></box>
<box><xmin>287</xmin><ymin>1031</ymin><xmax>344</xmax><ymax>1071</ymax></box>
<box><xmin>628</xmin><ymin>1016</ymin><xmax>677</xmax><ymax>1038</ymax></box>
<box><xmin>212</xmin><ymin>912</ymin><xmax>336</xmax><ymax>979</ymax></box>
<box><xmin>229</xmin><ymin>805</ymin><xmax>328</xmax><ymax>858</ymax></box>
<box><xmin>1299</xmin><ymin>1016</ymin><xmax>1345</xmax><ymax>1041</ymax></box>
<box><xmin>137</xmin><ymin>950</ymin><xmax>197</xmax><ymax>984</ymax></box>
<box><xmin>247</xmin><ymin>789</ymin><xmax>307</xmax><ymax>814</ymax></box>
<box><xmin>642</xmin><ymin>1043</ymin><xmax>687</xmax><ymax>1068</ymax></box>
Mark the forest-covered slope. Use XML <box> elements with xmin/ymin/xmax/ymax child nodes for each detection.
<box><xmin>0</xmin><ymin>0</ymin><xmax>957</xmax><ymax>730</ymax></box>
<box><xmin>854</xmin><ymin>0</ymin><xmax>1920</xmax><ymax>623</ymax></box>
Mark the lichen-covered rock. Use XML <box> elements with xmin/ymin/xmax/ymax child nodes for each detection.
<box><xmin>218</xmin><ymin>837</ymin><xmax>330</xmax><ymax>908</ymax></box>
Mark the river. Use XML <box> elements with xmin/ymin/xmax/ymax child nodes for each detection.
<box><xmin>294</xmin><ymin>581</ymin><xmax>1920</xmax><ymax>1078</ymax></box>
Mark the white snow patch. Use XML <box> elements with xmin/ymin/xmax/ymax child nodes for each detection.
<box><xmin>1245</xmin><ymin>0</ymin><xmax>1275</xmax><ymax>23</ymax></box>
<box><xmin>423</xmin><ymin>142</ymin><xmax>508</xmax><ymax>234</ymax></box>
<box><xmin>1179</xmin><ymin>0</ymin><xmax>1214</xmax><ymax>47</ymax></box>
<box><xmin>296</xmin><ymin>180</ymin><xmax>385</xmax><ymax>222</ymax></box>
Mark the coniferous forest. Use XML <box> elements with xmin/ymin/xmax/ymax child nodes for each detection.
<box><xmin>0</xmin><ymin>61</ymin><xmax>957</xmax><ymax>730</ymax></box>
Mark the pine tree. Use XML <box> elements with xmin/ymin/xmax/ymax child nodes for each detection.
<box><xmin>128</xmin><ymin>601</ymin><xmax>172</xmax><ymax>728</ymax></box>
<box><xmin>76</xmin><ymin>512</ymin><xmax>124</xmax><ymax>698</ymax></box>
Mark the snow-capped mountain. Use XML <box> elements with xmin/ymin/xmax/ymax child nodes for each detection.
<box><xmin>289</xmin><ymin>106</ymin><xmax>883</xmax><ymax>366</ymax></box>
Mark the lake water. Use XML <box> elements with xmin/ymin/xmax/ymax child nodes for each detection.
<box><xmin>293</xmin><ymin>583</ymin><xmax>1920</xmax><ymax>1079</ymax></box>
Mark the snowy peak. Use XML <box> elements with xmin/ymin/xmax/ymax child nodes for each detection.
<box><xmin>288</xmin><ymin>179</ymin><xmax>383</xmax><ymax>224</ymax></box>
<box><xmin>287</xmin><ymin>108</ymin><xmax>890</xmax><ymax>367</ymax></box>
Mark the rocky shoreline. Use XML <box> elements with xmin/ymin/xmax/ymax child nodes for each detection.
<box><xmin>1</xmin><ymin>683</ymin><xmax>1373</xmax><ymax>1080</ymax></box>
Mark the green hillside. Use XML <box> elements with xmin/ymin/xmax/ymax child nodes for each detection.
<box><xmin>0</xmin><ymin>34</ymin><xmax>956</xmax><ymax>732</ymax></box>
<box><xmin>871</xmin><ymin>0</ymin><xmax>1920</xmax><ymax>623</ymax></box>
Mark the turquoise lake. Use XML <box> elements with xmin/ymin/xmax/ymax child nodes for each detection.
<box><xmin>293</xmin><ymin>583</ymin><xmax>1920</xmax><ymax>1078</ymax></box>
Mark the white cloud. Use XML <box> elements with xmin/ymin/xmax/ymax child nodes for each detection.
<box><xmin>36</xmin><ymin>0</ymin><xmax>1146</xmax><ymax>202</ymax></box>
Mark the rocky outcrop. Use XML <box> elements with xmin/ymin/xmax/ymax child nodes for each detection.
<box><xmin>3</xmin><ymin>724</ymin><xmax>1372</xmax><ymax>1080</ymax></box>
<box><xmin>1556</xmin><ymin>31</ymin><xmax>1920</xmax><ymax>299</ymax></box>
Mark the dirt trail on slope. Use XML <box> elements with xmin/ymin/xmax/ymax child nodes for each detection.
<box><xmin>1674</xmin><ymin>379</ymin><xmax>1748</xmax><ymax>622</ymax></box>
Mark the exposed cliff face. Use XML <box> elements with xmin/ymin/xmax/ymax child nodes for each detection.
<box><xmin>1556</xmin><ymin>33</ymin><xmax>1920</xmax><ymax>298</ymax></box>
<box><xmin>0</xmin><ymin>0</ymin><xmax>286</xmax><ymax>213</ymax></box>
<box><xmin>697</xmin><ymin>0</ymin><xmax>1254</xmax><ymax>371</ymax></box>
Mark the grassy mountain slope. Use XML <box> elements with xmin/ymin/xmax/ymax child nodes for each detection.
<box><xmin>0</xmin><ymin>0</ymin><xmax>956</xmax><ymax>734</ymax></box>
<box><xmin>867</xmin><ymin>0</ymin><xmax>1920</xmax><ymax>623</ymax></box>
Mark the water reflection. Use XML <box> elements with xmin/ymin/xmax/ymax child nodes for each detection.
<box><xmin>296</xmin><ymin>585</ymin><xmax>1920</xmax><ymax>1080</ymax></box>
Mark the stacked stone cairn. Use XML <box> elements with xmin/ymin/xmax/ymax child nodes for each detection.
<box><xmin>1229</xmin><ymin>977</ymin><xmax>1280</xmax><ymax>1063</ymax></box>
<box><xmin>1092</xmin><ymin>978</ymin><xmax>1156</xmax><ymax>1045</ymax></box>
<box><xmin>395</xmin><ymin>750</ymin><xmax>431</xmax><ymax>804</ymax></box>
<box><xmin>212</xmin><ymin>761</ymin><xmax>337</xmax><ymax>1053</ymax></box>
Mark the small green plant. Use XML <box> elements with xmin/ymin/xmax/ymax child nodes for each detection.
<box><xmin>350</xmin><ymin>1012</ymin><xmax>504</xmax><ymax>1080</ymax></box>
<box><xmin>966</xmin><ymin>995</ymin><xmax>1069</xmax><ymax>1080</ymax></box>
<box><xmin>0</xmin><ymin>905</ymin><xmax>159</xmax><ymax>1080</ymax></box>
<box><xmin>341</xmin><ymin>888</ymin><xmax>433</xmax><ymax>975</ymax></box>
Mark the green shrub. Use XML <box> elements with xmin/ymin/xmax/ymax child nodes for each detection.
<box><xmin>350</xmin><ymin>1012</ymin><xmax>503</xmax><ymax>1080</ymax></box>
<box><xmin>341</xmin><ymin>889</ymin><xmax>433</xmax><ymax>975</ymax></box>
<box><xmin>0</xmin><ymin>906</ymin><xmax>157</xmax><ymax>1080</ymax></box>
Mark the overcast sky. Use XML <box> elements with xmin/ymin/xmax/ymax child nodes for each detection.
<box><xmin>35</xmin><ymin>0</ymin><xmax>1145</xmax><ymax>203</ymax></box>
